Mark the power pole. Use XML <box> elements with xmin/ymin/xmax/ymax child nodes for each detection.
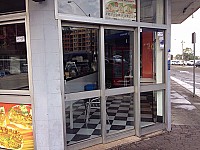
<box><xmin>181</xmin><ymin>40</ymin><xmax>185</xmax><ymax>60</ymax></box>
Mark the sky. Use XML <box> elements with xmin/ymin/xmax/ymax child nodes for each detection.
<box><xmin>171</xmin><ymin>8</ymin><xmax>200</xmax><ymax>56</ymax></box>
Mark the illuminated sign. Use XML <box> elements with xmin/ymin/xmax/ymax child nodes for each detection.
<box><xmin>0</xmin><ymin>103</ymin><xmax>34</xmax><ymax>150</ymax></box>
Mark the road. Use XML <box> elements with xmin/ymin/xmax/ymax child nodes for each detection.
<box><xmin>171</xmin><ymin>65</ymin><xmax>200</xmax><ymax>89</ymax></box>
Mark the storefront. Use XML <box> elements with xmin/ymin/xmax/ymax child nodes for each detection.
<box><xmin>0</xmin><ymin>0</ymin><xmax>195</xmax><ymax>150</ymax></box>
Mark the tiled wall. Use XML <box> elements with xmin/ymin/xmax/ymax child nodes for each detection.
<box><xmin>28</xmin><ymin>0</ymin><xmax>64</xmax><ymax>149</ymax></box>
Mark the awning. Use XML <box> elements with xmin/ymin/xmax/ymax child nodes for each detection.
<box><xmin>172</xmin><ymin>0</ymin><xmax>200</xmax><ymax>24</ymax></box>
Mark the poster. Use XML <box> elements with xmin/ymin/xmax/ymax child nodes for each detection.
<box><xmin>105</xmin><ymin>0</ymin><xmax>136</xmax><ymax>21</ymax></box>
<box><xmin>0</xmin><ymin>103</ymin><xmax>34</xmax><ymax>150</ymax></box>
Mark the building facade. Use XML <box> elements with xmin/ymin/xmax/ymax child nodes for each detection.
<box><xmin>0</xmin><ymin>0</ymin><xmax>190</xmax><ymax>149</ymax></box>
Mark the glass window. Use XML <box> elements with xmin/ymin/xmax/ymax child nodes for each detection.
<box><xmin>62</xmin><ymin>27</ymin><xmax>99</xmax><ymax>93</ymax></box>
<box><xmin>105</xmin><ymin>29</ymin><xmax>134</xmax><ymax>89</ymax></box>
<box><xmin>0</xmin><ymin>23</ymin><xmax>29</xmax><ymax>90</ymax></box>
<box><xmin>65</xmin><ymin>96</ymin><xmax>101</xmax><ymax>145</ymax></box>
<box><xmin>105</xmin><ymin>0</ymin><xmax>136</xmax><ymax>21</ymax></box>
<box><xmin>140</xmin><ymin>28</ymin><xmax>165</xmax><ymax>84</ymax></box>
<box><xmin>141</xmin><ymin>90</ymin><xmax>164</xmax><ymax>128</ymax></box>
<box><xmin>58</xmin><ymin>0</ymin><xmax>100</xmax><ymax>18</ymax></box>
<box><xmin>140</xmin><ymin>0</ymin><xmax>164</xmax><ymax>24</ymax></box>
<box><xmin>0</xmin><ymin>0</ymin><xmax>25</xmax><ymax>15</ymax></box>
<box><xmin>106</xmin><ymin>93</ymin><xmax>134</xmax><ymax>134</ymax></box>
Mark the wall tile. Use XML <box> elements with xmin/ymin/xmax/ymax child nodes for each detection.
<box><xmin>30</xmin><ymin>11</ymin><xmax>44</xmax><ymax>25</ymax></box>
<box><xmin>46</xmin><ymin>66</ymin><xmax>60</xmax><ymax>80</ymax></box>
<box><xmin>45</xmin><ymin>39</ymin><xmax>60</xmax><ymax>53</ymax></box>
<box><xmin>47</xmin><ymin>93</ymin><xmax>62</xmax><ymax>107</ymax></box>
<box><xmin>49</xmin><ymin>145</ymin><xmax>64</xmax><ymax>150</ymax></box>
<box><xmin>37</xmin><ymin>146</ymin><xmax>50</xmax><ymax>150</ymax></box>
<box><xmin>33</xmin><ymin>81</ymin><xmax>47</xmax><ymax>94</ymax></box>
<box><xmin>34</xmin><ymin>107</ymin><xmax>48</xmax><ymax>121</ymax></box>
<box><xmin>34</xmin><ymin>120</ymin><xmax>49</xmax><ymax>134</ymax></box>
<box><xmin>45</xmin><ymin>53</ymin><xmax>59</xmax><ymax>67</ymax></box>
<box><xmin>36</xmin><ymin>133</ymin><xmax>49</xmax><ymax>147</ymax></box>
<box><xmin>44</xmin><ymin>25</ymin><xmax>59</xmax><ymax>40</ymax></box>
<box><xmin>29</xmin><ymin>0</ymin><xmax>55</xmax><ymax>11</ymax></box>
<box><xmin>47</xmin><ymin>106</ymin><xmax>63</xmax><ymax>120</ymax></box>
<box><xmin>32</xmin><ymin>66</ymin><xmax>46</xmax><ymax>81</ymax></box>
<box><xmin>44</xmin><ymin>11</ymin><xmax>57</xmax><ymax>25</ymax></box>
<box><xmin>32</xmin><ymin>53</ymin><xmax>45</xmax><ymax>67</ymax></box>
<box><xmin>30</xmin><ymin>25</ymin><xmax>44</xmax><ymax>40</ymax></box>
<box><xmin>31</xmin><ymin>39</ymin><xmax>45</xmax><ymax>54</ymax></box>
<box><xmin>47</xmin><ymin>79</ymin><xmax>61</xmax><ymax>94</ymax></box>
<box><xmin>34</xmin><ymin>93</ymin><xmax>48</xmax><ymax>108</ymax></box>
<box><xmin>49</xmin><ymin>120</ymin><xmax>64</xmax><ymax>146</ymax></box>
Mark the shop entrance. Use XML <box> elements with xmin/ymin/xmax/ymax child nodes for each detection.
<box><xmin>62</xmin><ymin>24</ymin><xmax>136</xmax><ymax>149</ymax></box>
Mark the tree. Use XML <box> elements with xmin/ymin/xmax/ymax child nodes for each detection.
<box><xmin>183</xmin><ymin>47</ymin><xmax>193</xmax><ymax>60</ymax></box>
<box><xmin>175</xmin><ymin>54</ymin><xmax>182</xmax><ymax>60</ymax></box>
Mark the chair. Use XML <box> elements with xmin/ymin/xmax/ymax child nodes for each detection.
<box><xmin>84</xmin><ymin>84</ymin><xmax>110</xmax><ymax>126</ymax></box>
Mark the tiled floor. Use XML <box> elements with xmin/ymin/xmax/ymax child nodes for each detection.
<box><xmin>65</xmin><ymin>94</ymin><xmax>154</xmax><ymax>145</ymax></box>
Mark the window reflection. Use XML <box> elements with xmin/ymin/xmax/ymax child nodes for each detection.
<box><xmin>105</xmin><ymin>29</ymin><xmax>134</xmax><ymax>88</ymax></box>
<box><xmin>140</xmin><ymin>0</ymin><xmax>164</xmax><ymax>24</ymax></box>
<box><xmin>140</xmin><ymin>28</ymin><xmax>164</xmax><ymax>84</ymax></box>
<box><xmin>0</xmin><ymin>0</ymin><xmax>25</xmax><ymax>15</ymax></box>
<box><xmin>62</xmin><ymin>27</ymin><xmax>99</xmax><ymax>93</ymax></box>
<box><xmin>0</xmin><ymin>23</ymin><xmax>28</xmax><ymax>90</ymax></box>
<box><xmin>58</xmin><ymin>0</ymin><xmax>100</xmax><ymax>18</ymax></box>
<box><xmin>141</xmin><ymin>90</ymin><xmax>164</xmax><ymax>128</ymax></box>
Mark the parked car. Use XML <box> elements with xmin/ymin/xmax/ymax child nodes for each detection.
<box><xmin>0</xmin><ymin>70</ymin><xmax>10</xmax><ymax>77</ymax></box>
<box><xmin>171</xmin><ymin>60</ymin><xmax>184</xmax><ymax>65</ymax></box>
<box><xmin>171</xmin><ymin>60</ymin><xmax>179</xmax><ymax>65</ymax></box>
<box><xmin>187</xmin><ymin>60</ymin><xmax>194</xmax><ymax>66</ymax></box>
<box><xmin>195</xmin><ymin>60</ymin><xmax>200</xmax><ymax>67</ymax></box>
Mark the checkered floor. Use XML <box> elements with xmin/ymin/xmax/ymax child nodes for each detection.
<box><xmin>66</xmin><ymin>94</ymin><xmax>153</xmax><ymax>145</ymax></box>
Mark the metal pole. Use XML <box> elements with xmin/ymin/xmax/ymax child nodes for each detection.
<box><xmin>181</xmin><ymin>40</ymin><xmax>185</xmax><ymax>60</ymax></box>
<box><xmin>193</xmin><ymin>42</ymin><xmax>195</xmax><ymax>97</ymax></box>
<box><xmin>192</xmin><ymin>32</ymin><xmax>196</xmax><ymax>97</ymax></box>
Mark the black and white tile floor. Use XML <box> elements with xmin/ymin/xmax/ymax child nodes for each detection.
<box><xmin>66</xmin><ymin>95</ymin><xmax>153</xmax><ymax>145</ymax></box>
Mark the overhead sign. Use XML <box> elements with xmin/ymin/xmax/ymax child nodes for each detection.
<box><xmin>105</xmin><ymin>0</ymin><xmax>136</xmax><ymax>21</ymax></box>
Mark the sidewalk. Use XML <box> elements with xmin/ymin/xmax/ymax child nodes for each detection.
<box><xmin>107</xmin><ymin>79</ymin><xmax>200</xmax><ymax>150</ymax></box>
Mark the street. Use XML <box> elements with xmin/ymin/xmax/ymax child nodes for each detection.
<box><xmin>171</xmin><ymin>65</ymin><xmax>200</xmax><ymax>89</ymax></box>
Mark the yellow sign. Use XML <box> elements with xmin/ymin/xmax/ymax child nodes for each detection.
<box><xmin>105</xmin><ymin>0</ymin><xmax>136</xmax><ymax>21</ymax></box>
<box><xmin>0</xmin><ymin>103</ymin><xmax>34</xmax><ymax>150</ymax></box>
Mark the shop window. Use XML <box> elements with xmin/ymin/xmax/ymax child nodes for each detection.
<box><xmin>105</xmin><ymin>0</ymin><xmax>137</xmax><ymax>21</ymax></box>
<box><xmin>140</xmin><ymin>0</ymin><xmax>164</xmax><ymax>24</ymax></box>
<box><xmin>140</xmin><ymin>28</ymin><xmax>165</xmax><ymax>84</ymax></box>
<box><xmin>140</xmin><ymin>90</ymin><xmax>164</xmax><ymax>128</ymax></box>
<box><xmin>0</xmin><ymin>23</ymin><xmax>29</xmax><ymax>90</ymax></box>
<box><xmin>62</xmin><ymin>27</ymin><xmax>99</xmax><ymax>93</ymax></box>
<box><xmin>65</xmin><ymin>96</ymin><xmax>101</xmax><ymax>145</ymax></box>
<box><xmin>105</xmin><ymin>29</ymin><xmax>134</xmax><ymax>89</ymax></box>
<box><xmin>58</xmin><ymin>0</ymin><xmax>100</xmax><ymax>18</ymax></box>
<box><xmin>106</xmin><ymin>93</ymin><xmax>134</xmax><ymax>134</ymax></box>
<box><xmin>0</xmin><ymin>0</ymin><xmax>25</xmax><ymax>15</ymax></box>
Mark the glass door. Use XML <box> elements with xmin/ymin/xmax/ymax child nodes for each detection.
<box><xmin>104</xmin><ymin>27</ymin><xmax>135</xmax><ymax>141</ymax></box>
<box><xmin>62</xmin><ymin>24</ymin><xmax>102</xmax><ymax>147</ymax></box>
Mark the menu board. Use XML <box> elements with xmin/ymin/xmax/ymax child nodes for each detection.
<box><xmin>0</xmin><ymin>103</ymin><xmax>34</xmax><ymax>150</ymax></box>
<box><xmin>105</xmin><ymin>0</ymin><xmax>136</xmax><ymax>21</ymax></box>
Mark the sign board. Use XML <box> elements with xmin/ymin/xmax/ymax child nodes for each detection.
<box><xmin>192</xmin><ymin>32</ymin><xmax>196</xmax><ymax>44</ymax></box>
<box><xmin>16</xmin><ymin>36</ymin><xmax>25</xmax><ymax>43</ymax></box>
<box><xmin>105</xmin><ymin>0</ymin><xmax>136</xmax><ymax>21</ymax></box>
<box><xmin>0</xmin><ymin>103</ymin><xmax>34</xmax><ymax>150</ymax></box>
